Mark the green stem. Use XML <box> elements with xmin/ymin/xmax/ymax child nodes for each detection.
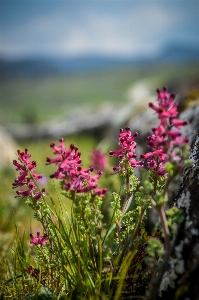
<box><xmin>126</xmin><ymin>174</ymin><xmax>130</xmax><ymax>195</ymax></box>
<box><xmin>116</xmin><ymin>207</ymin><xmax>145</xmax><ymax>272</ymax></box>
<box><xmin>162</xmin><ymin>172</ymin><xmax>177</xmax><ymax>198</ymax></box>
<box><xmin>2</xmin><ymin>274</ymin><xmax>23</xmax><ymax>285</ymax></box>
<box><xmin>156</xmin><ymin>204</ymin><xmax>170</xmax><ymax>253</ymax></box>
<box><xmin>81</xmin><ymin>209</ymin><xmax>98</xmax><ymax>271</ymax></box>
<box><xmin>97</xmin><ymin>234</ymin><xmax>102</xmax><ymax>290</ymax></box>
<box><xmin>102</xmin><ymin>184</ymin><xmax>123</xmax><ymax>245</ymax></box>
<box><xmin>128</xmin><ymin>207</ymin><xmax>145</xmax><ymax>248</ymax></box>
<box><xmin>122</xmin><ymin>173</ymin><xmax>130</xmax><ymax>214</ymax></box>
<box><xmin>152</xmin><ymin>175</ymin><xmax>157</xmax><ymax>197</ymax></box>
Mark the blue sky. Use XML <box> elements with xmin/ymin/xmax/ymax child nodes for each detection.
<box><xmin>0</xmin><ymin>0</ymin><xmax>199</xmax><ymax>59</ymax></box>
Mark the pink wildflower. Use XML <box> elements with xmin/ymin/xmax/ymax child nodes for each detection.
<box><xmin>94</xmin><ymin>188</ymin><xmax>107</xmax><ymax>197</ymax></box>
<box><xmin>109</xmin><ymin>127</ymin><xmax>143</xmax><ymax>173</ymax></box>
<box><xmin>171</xmin><ymin>118</ymin><xmax>188</xmax><ymax>129</ymax></box>
<box><xmin>33</xmin><ymin>188</ymin><xmax>47</xmax><ymax>200</ymax></box>
<box><xmin>37</xmin><ymin>175</ymin><xmax>48</xmax><ymax>185</ymax></box>
<box><xmin>141</xmin><ymin>86</ymin><xmax>189</xmax><ymax>176</ymax></box>
<box><xmin>90</xmin><ymin>149</ymin><xmax>108</xmax><ymax>172</ymax></box>
<box><xmin>30</xmin><ymin>232</ymin><xmax>48</xmax><ymax>245</ymax></box>
<box><xmin>46</xmin><ymin>138</ymin><xmax>107</xmax><ymax>197</ymax></box>
<box><xmin>147</xmin><ymin>160</ymin><xmax>157</xmax><ymax>170</ymax></box>
<box><xmin>16</xmin><ymin>189</ymin><xmax>32</xmax><ymax>198</ymax></box>
<box><xmin>12</xmin><ymin>149</ymin><xmax>46</xmax><ymax>200</ymax></box>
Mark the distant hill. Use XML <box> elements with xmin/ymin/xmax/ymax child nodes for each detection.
<box><xmin>158</xmin><ymin>43</ymin><xmax>199</xmax><ymax>62</ymax></box>
<box><xmin>0</xmin><ymin>43</ymin><xmax>199</xmax><ymax>78</ymax></box>
<box><xmin>0</xmin><ymin>55</ymin><xmax>140</xmax><ymax>78</ymax></box>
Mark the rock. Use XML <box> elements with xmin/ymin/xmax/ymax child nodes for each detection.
<box><xmin>0</xmin><ymin>125</ymin><xmax>18</xmax><ymax>168</ymax></box>
<box><xmin>156</xmin><ymin>130</ymin><xmax>199</xmax><ymax>300</ymax></box>
<box><xmin>181</xmin><ymin>105</ymin><xmax>199</xmax><ymax>145</ymax></box>
<box><xmin>7</xmin><ymin>104</ymin><xmax>118</xmax><ymax>140</ymax></box>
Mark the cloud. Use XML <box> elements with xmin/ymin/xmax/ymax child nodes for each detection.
<box><xmin>59</xmin><ymin>4</ymin><xmax>186</xmax><ymax>57</ymax></box>
<box><xmin>0</xmin><ymin>1</ymin><xmax>199</xmax><ymax>58</ymax></box>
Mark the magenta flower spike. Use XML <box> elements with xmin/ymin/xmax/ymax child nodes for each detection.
<box><xmin>140</xmin><ymin>86</ymin><xmax>189</xmax><ymax>176</ymax></box>
<box><xmin>30</xmin><ymin>232</ymin><xmax>48</xmax><ymax>245</ymax></box>
<box><xmin>109</xmin><ymin>127</ymin><xmax>143</xmax><ymax>173</ymax></box>
<box><xmin>12</xmin><ymin>149</ymin><xmax>46</xmax><ymax>200</ymax></box>
<box><xmin>47</xmin><ymin>138</ymin><xmax>107</xmax><ymax>197</ymax></box>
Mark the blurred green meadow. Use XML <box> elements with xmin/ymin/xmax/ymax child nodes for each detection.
<box><xmin>1</xmin><ymin>61</ymin><xmax>199</xmax><ymax>125</ymax></box>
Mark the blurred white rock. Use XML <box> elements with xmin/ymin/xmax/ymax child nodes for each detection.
<box><xmin>0</xmin><ymin>125</ymin><xmax>18</xmax><ymax>168</ymax></box>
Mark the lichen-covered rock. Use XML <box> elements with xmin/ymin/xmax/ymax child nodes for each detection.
<box><xmin>157</xmin><ymin>130</ymin><xmax>199</xmax><ymax>300</ymax></box>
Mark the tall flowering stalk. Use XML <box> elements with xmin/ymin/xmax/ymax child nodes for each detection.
<box><xmin>109</xmin><ymin>87</ymin><xmax>189</xmax><ymax>253</ymax></box>
<box><xmin>109</xmin><ymin>128</ymin><xmax>144</xmax><ymax>213</ymax></box>
<box><xmin>140</xmin><ymin>87</ymin><xmax>189</xmax><ymax>252</ymax></box>
<box><xmin>12</xmin><ymin>149</ymin><xmax>46</xmax><ymax>201</ymax></box>
<box><xmin>108</xmin><ymin>129</ymin><xmax>148</xmax><ymax>260</ymax></box>
<box><xmin>12</xmin><ymin>148</ymin><xmax>52</xmax><ymax>270</ymax></box>
<box><xmin>141</xmin><ymin>86</ymin><xmax>188</xmax><ymax>176</ymax></box>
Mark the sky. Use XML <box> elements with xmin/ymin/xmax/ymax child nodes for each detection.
<box><xmin>0</xmin><ymin>0</ymin><xmax>199</xmax><ymax>60</ymax></box>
